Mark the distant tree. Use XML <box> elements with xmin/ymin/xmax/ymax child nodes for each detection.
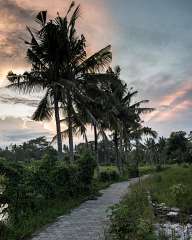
<box><xmin>0</xmin><ymin>137</ymin><xmax>56</xmax><ymax>162</ymax></box>
<box><xmin>157</xmin><ymin>137</ymin><xmax>167</xmax><ymax>166</ymax></box>
<box><xmin>167</xmin><ymin>131</ymin><xmax>188</xmax><ymax>163</ymax></box>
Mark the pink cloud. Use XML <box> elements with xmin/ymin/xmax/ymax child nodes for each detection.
<box><xmin>15</xmin><ymin>0</ymin><xmax>114</xmax><ymax>53</ymax></box>
<box><xmin>154</xmin><ymin>100</ymin><xmax>192</xmax><ymax>122</ymax></box>
<box><xmin>0</xmin><ymin>0</ymin><xmax>115</xmax><ymax>84</ymax></box>
<box><xmin>160</xmin><ymin>82</ymin><xmax>192</xmax><ymax>106</ymax></box>
<box><xmin>145</xmin><ymin>81</ymin><xmax>192</xmax><ymax>123</ymax></box>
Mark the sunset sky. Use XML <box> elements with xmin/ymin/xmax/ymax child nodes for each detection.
<box><xmin>0</xmin><ymin>0</ymin><xmax>191</xmax><ymax>146</ymax></box>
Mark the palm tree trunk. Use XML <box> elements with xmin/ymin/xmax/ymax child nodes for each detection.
<box><xmin>119</xmin><ymin>132</ymin><xmax>124</xmax><ymax>173</ymax></box>
<box><xmin>125</xmin><ymin>141</ymin><xmax>129</xmax><ymax>163</ymax></box>
<box><xmin>67</xmin><ymin>94</ymin><xmax>74</xmax><ymax>162</ymax></box>
<box><xmin>135</xmin><ymin>139</ymin><xmax>140</xmax><ymax>177</ymax></box>
<box><xmin>104</xmin><ymin>138</ymin><xmax>109</xmax><ymax>164</ymax></box>
<box><xmin>114</xmin><ymin>130</ymin><xmax>122</xmax><ymax>175</ymax></box>
<box><xmin>53</xmin><ymin>94</ymin><xmax>62</xmax><ymax>155</ymax></box>
<box><xmin>94</xmin><ymin>124</ymin><xmax>100</xmax><ymax>177</ymax></box>
<box><xmin>84</xmin><ymin>132</ymin><xmax>89</xmax><ymax>149</ymax></box>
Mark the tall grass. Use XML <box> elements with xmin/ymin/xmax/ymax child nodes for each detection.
<box><xmin>106</xmin><ymin>165</ymin><xmax>192</xmax><ymax>240</ymax></box>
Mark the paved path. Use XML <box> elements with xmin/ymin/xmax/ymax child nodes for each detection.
<box><xmin>31</xmin><ymin>178</ymin><xmax>139</xmax><ymax>240</ymax></box>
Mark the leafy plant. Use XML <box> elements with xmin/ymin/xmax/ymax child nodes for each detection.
<box><xmin>99</xmin><ymin>168</ymin><xmax>120</xmax><ymax>182</ymax></box>
<box><xmin>106</xmin><ymin>183</ymin><xmax>155</xmax><ymax>240</ymax></box>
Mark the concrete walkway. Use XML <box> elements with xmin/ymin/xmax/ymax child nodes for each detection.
<box><xmin>31</xmin><ymin>179</ymin><xmax>138</xmax><ymax>240</ymax></box>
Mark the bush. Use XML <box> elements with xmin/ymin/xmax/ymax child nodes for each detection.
<box><xmin>77</xmin><ymin>151</ymin><xmax>96</xmax><ymax>191</ymax></box>
<box><xmin>99</xmin><ymin>168</ymin><xmax>120</xmax><ymax>182</ymax></box>
<box><xmin>0</xmin><ymin>150</ymin><xmax>97</xmax><ymax>239</ymax></box>
<box><xmin>155</xmin><ymin>164</ymin><xmax>163</xmax><ymax>172</ymax></box>
<box><xmin>106</xmin><ymin>183</ymin><xmax>155</xmax><ymax>240</ymax></box>
<box><xmin>51</xmin><ymin>164</ymin><xmax>80</xmax><ymax>197</ymax></box>
<box><xmin>139</xmin><ymin>165</ymin><xmax>156</xmax><ymax>176</ymax></box>
<box><xmin>128</xmin><ymin>165</ymin><xmax>139</xmax><ymax>178</ymax></box>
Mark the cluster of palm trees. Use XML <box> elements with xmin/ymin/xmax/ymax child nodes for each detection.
<box><xmin>7</xmin><ymin>2</ymin><xmax>156</xmax><ymax>174</ymax></box>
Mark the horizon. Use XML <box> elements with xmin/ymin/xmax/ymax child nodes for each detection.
<box><xmin>0</xmin><ymin>0</ymin><xmax>192</xmax><ymax>146</ymax></box>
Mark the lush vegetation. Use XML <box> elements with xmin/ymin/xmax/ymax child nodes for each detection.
<box><xmin>148</xmin><ymin>165</ymin><xmax>192</xmax><ymax>213</ymax></box>
<box><xmin>138</xmin><ymin>131</ymin><xmax>192</xmax><ymax>166</ymax></box>
<box><xmin>0</xmin><ymin>1</ymin><xmax>191</xmax><ymax>240</ymax></box>
<box><xmin>105</xmin><ymin>179</ymin><xmax>155</xmax><ymax>240</ymax></box>
<box><xmin>0</xmin><ymin>149</ymin><xmax>97</xmax><ymax>239</ymax></box>
<box><xmin>106</xmin><ymin>165</ymin><xmax>192</xmax><ymax>240</ymax></box>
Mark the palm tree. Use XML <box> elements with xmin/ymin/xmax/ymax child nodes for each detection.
<box><xmin>99</xmin><ymin>66</ymin><xmax>156</xmax><ymax>174</ymax></box>
<box><xmin>71</xmin><ymin>72</ymin><xmax>112</xmax><ymax>175</ymax></box>
<box><xmin>144</xmin><ymin>137</ymin><xmax>158</xmax><ymax>165</ymax></box>
<box><xmin>7</xmin><ymin>2</ymin><xmax>112</xmax><ymax>161</ymax></box>
<box><xmin>131</xmin><ymin>127</ymin><xmax>157</xmax><ymax>174</ymax></box>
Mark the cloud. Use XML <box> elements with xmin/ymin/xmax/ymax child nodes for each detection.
<box><xmin>0</xmin><ymin>116</ymin><xmax>51</xmax><ymax>146</ymax></box>
<box><xmin>145</xmin><ymin>81</ymin><xmax>192</xmax><ymax>123</ymax></box>
<box><xmin>0</xmin><ymin>93</ymin><xmax>39</xmax><ymax>107</ymax></box>
<box><xmin>0</xmin><ymin>86</ymin><xmax>41</xmax><ymax>107</ymax></box>
<box><xmin>0</xmin><ymin>0</ymin><xmax>34</xmax><ymax>62</ymax></box>
<box><xmin>1</xmin><ymin>0</ymin><xmax>34</xmax><ymax>20</ymax></box>
<box><xmin>0</xmin><ymin>0</ymin><xmax>113</xmax><ymax>69</ymax></box>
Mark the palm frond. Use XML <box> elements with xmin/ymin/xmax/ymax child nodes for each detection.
<box><xmin>35</xmin><ymin>11</ymin><xmax>47</xmax><ymax>26</ymax></box>
<box><xmin>68</xmin><ymin>4</ymin><xmax>80</xmax><ymax>29</ymax></box>
<box><xmin>67</xmin><ymin>1</ymin><xmax>75</xmax><ymax>15</ymax></box>
<box><xmin>130</xmin><ymin>100</ymin><xmax>149</xmax><ymax>108</ymax></box>
<box><xmin>136</xmin><ymin>127</ymin><xmax>157</xmax><ymax>139</ymax></box>
<box><xmin>122</xmin><ymin>90</ymin><xmax>138</xmax><ymax>104</ymax></box>
<box><xmin>51</xmin><ymin>129</ymin><xmax>69</xmax><ymax>143</ymax></box>
<box><xmin>7</xmin><ymin>71</ymin><xmax>44</xmax><ymax>94</ymax></box>
<box><xmin>76</xmin><ymin>45</ymin><xmax>112</xmax><ymax>74</ymax></box>
<box><xmin>32</xmin><ymin>90</ymin><xmax>53</xmax><ymax>121</ymax></box>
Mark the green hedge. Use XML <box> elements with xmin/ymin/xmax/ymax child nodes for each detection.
<box><xmin>0</xmin><ymin>151</ymin><xmax>96</xmax><ymax>239</ymax></box>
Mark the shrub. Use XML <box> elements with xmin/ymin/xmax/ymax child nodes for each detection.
<box><xmin>155</xmin><ymin>164</ymin><xmax>163</xmax><ymax>172</ymax></box>
<box><xmin>0</xmin><ymin>150</ymin><xmax>97</xmax><ymax>237</ymax></box>
<box><xmin>77</xmin><ymin>151</ymin><xmax>96</xmax><ymax>191</ymax></box>
<box><xmin>128</xmin><ymin>165</ymin><xmax>139</xmax><ymax>178</ymax></box>
<box><xmin>51</xmin><ymin>164</ymin><xmax>80</xmax><ymax>197</ymax></box>
<box><xmin>99</xmin><ymin>168</ymin><xmax>120</xmax><ymax>182</ymax></box>
<box><xmin>106</xmin><ymin>183</ymin><xmax>155</xmax><ymax>240</ymax></box>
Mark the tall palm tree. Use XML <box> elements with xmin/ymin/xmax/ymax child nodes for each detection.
<box><xmin>7</xmin><ymin>2</ymin><xmax>112</xmax><ymax>161</ymax></box>
<box><xmin>98</xmin><ymin>66</ymin><xmax>155</xmax><ymax>174</ymax></box>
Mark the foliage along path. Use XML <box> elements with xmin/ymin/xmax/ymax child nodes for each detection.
<box><xmin>31</xmin><ymin>179</ymin><xmax>138</xmax><ymax>240</ymax></box>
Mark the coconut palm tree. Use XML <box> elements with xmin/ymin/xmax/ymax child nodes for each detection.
<box><xmin>7</xmin><ymin>2</ymin><xmax>112</xmax><ymax>161</ymax></box>
<box><xmin>99</xmin><ymin>66</ymin><xmax>155</xmax><ymax>174</ymax></box>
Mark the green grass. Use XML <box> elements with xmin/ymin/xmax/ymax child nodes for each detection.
<box><xmin>145</xmin><ymin>165</ymin><xmax>192</xmax><ymax>213</ymax></box>
<box><xmin>106</xmin><ymin>165</ymin><xmax>192</xmax><ymax>239</ymax></box>
<box><xmin>106</xmin><ymin>179</ymin><xmax>156</xmax><ymax>240</ymax></box>
<box><xmin>139</xmin><ymin>165</ymin><xmax>156</xmax><ymax>176</ymax></box>
<box><xmin>99</xmin><ymin>165</ymin><xmax>118</xmax><ymax>172</ymax></box>
<box><xmin>94</xmin><ymin>165</ymin><xmax>118</xmax><ymax>178</ymax></box>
